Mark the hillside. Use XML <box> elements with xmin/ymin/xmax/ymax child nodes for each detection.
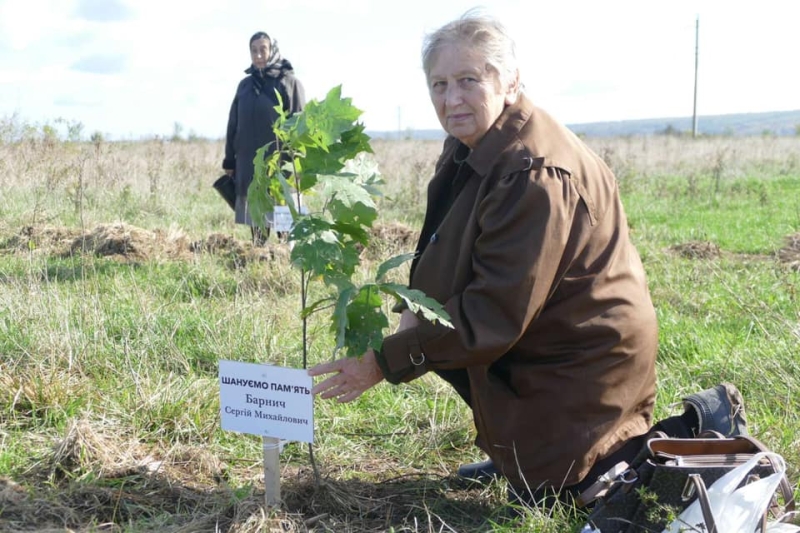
<box><xmin>569</xmin><ymin>109</ymin><xmax>800</xmax><ymax>137</ymax></box>
<box><xmin>368</xmin><ymin>109</ymin><xmax>800</xmax><ymax>140</ymax></box>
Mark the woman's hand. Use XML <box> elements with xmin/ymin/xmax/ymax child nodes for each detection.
<box><xmin>308</xmin><ymin>349</ymin><xmax>384</xmax><ymax>403</ymax></box>
<box><xmin>224</xmin><ymin>169</ymin><xmax>234</xmax><ymax>177</ymax></box>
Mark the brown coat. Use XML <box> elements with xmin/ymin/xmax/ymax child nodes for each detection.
<box><xmin>375</xmin><ymin>93</ymin><xmax>658</xmax><ymax>488</ymax></box>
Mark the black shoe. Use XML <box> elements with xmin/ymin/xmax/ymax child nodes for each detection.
<box><xmin>683</xmin><ymin>382</ymin><xmax>747</xmax><ymax>437</ymax></box>
<box><xmin>457</xmin><ymin>459</ymin><xmax>499</xmax><ymax>482</ymax></box>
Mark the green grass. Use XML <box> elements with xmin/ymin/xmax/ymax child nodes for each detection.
<box><xmin>626</xmin><ymin>174</ymin><xmax>800</xmax><ymax>252</ymax></box>
<box><xmin>1</xmin><ymin>136</ymin><xmax>799</xmax><ymax>531</ymax></box>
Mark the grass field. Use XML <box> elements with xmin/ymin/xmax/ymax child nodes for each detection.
<box><xmin>1</xmin><ymin>130</ymin><xmax>799</xmax><ymax>532</ymax></box>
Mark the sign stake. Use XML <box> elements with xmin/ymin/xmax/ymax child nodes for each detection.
<box><xmin>263</xmin><ymin>436</ymin><xmax>281</xmax><ymax>507</ymax></box>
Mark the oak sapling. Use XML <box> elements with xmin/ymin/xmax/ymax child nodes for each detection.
<box><xmin>249</xmin><ymin>85</ymin><xmax>452</xmax><ymax>365</ymax></box>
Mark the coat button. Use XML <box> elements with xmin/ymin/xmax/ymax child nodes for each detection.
<box><xmin>430</xmin><ymin>233</ymin><xmax>439</xmax><ymax>244</ymax></box>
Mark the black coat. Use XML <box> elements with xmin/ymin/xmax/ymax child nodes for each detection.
<box><xmin>223</xmin><ymin>61</ymin><xmax>305</xmax><ymax>197</ymax></box>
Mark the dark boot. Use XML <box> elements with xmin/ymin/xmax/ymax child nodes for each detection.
<box><xmin>456</xmin><ymin>459</ymin><xmax>499</xmax><ymax>482</ymax></box>
<box><xmin>682</xmin><ymin>382</ymin><xmax>747</xmax><ymax>437</ymax></box>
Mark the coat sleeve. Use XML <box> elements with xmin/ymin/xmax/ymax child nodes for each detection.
<box><xmin>222</xmin><ymin>93</ymin><xmax>238</xmax><ymax>170</ymax></box>
<box><xmin>289</xmin><ymin>77</ymin><xmax>306</xmax><ymax>113</ymax></box>
<box><xmin>376</xmin><ymin>166</ymin><xmax>580</xmax><ymax>384</ymax></box>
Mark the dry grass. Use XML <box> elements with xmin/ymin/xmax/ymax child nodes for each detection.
<box><xmin>3</xmin><ymin>134</ymin><xmax>797</xmax><ymax>229</ymax></box>
<box><xmin>1</xmin><ymin>416</ymin><xmax>496</xmax><ymax>532</ymax></box>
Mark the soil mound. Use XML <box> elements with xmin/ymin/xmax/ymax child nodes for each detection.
<box><xmin>362</xmin><ymin>221</ymin><xmax>418</xmax><ymax>259</ymax></box>
<box><xmin>670</xmin><ymin>240</ymin><xmax>721</xmax><ymax>259</ymax></box>
<box><xmin>1</xmin><ymin>224</ymin><xmax>288</xmax><ymax>266</ymax></box>
<box><xmin>68</xmin><ymin>222</ymin><xmax>192</xmax><ymax>261</ymax></box>
<box><xmin>778</xmin><ymin>232</ymin><xmax>800</xmax><ymax>271</ymax></box>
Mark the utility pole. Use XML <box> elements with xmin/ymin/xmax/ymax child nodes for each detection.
<box><xmin>692</xmin><ymin>15</ymin><xmax>699</xmax><ymax>138</ymax></box>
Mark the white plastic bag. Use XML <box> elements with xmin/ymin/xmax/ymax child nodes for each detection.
<box><xmin>663</xmin><ymin>451</ymin><xmax>787</xmax><ymax>533</ymax></box>
<box><xmin>767</xmin><ymin>523</ymin><xmax>800</xmax><ymax>533</ymax></box>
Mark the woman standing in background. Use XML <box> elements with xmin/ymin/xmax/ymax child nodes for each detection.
<box><xmin>222</xmin><ymin>31</ymin><xmax>305</xmax><ymax>245</ymax></box>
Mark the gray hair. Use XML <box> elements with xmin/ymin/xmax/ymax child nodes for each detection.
<box><xmin>422</xmin><ymin>10</ymin><xmax>519</xmax><ymax>91</ymax></box>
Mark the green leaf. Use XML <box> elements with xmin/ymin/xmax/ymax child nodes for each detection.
<box><xmin>342</xmin><ymin>151</ymin><xmax>381</xmax><ymax>185</ymax></box>
<box><xmin>329</xmin><ymin>220</ymin><xmax>369</xmax><ymax>246</ymax></box>
<box><xmin>317</xmin><ymin>174</ymin><xmax>377</xmax><ymax>228</ymax></box>
<box><xmin>380</xmin><ymin>283</ymin><xmax>453</xmax><ymax>328</ymax></box>
<box><xmin>321</xmin><ymin>243</ymin><xmax>361</xmax><ymax>284</ymax></box>
<box><xmin>340</xmin><ymin>124</ymin><xmax>374</xmax><ymax>156</ymax></box>
<box><xmin>290</xmin><ymin>232</ymin><xmax>341</xmax><ymax>277</ymax></box>
<box><xmin>302</xmin><ymin>144</ymin><xmax>347</xmax><ymax>178</ymax></box>
<box><xmin>375</xmin><ymin>253</ymin><xmax>416</xmax><ymax>282</ymax></box>
<box><xmin>330</xmin><ymin>285</ymin><xmax>356</xmax><ymax>353</ymax></box>
<box><xmin>296</xmin><ymin>166</ymin><xmax>319</xmax><ymax>191</ymax></box>
<box><xmin>299</xmin><ymin>127</ymin><xmax>373</xmax><ymax>181</ymax></box>
<box><xmin>248</xmin><ymin>164</ymin><xmax>275</xmax><ymax>228</ymax></box>
<box><xmin>272</xmin><ymin>89</ymin><xmax>288</xmax><ymax>119</ymax></box>
<box><xmin>276</xmin><ymin>171</ymin><xmax>299</xmax><ymax>217</ymax></box>
<box><xmin>344</xmin><ymin>285</ymin><xmax>389</xmax><ymax>356</ymax></box>
<box><xmin>249</xmin><ymin>145</ymin><xmax>283</xmax><ymax>226</ymax></box>
<box><xmin>289</xmin><ymin>218</ymin><xmax>360</xmax><ymax>279</ymax></box>
<box><xmin>288</xmin><ymin>85</ymin><xmax>363</xmax><ymax>150</ymax></box>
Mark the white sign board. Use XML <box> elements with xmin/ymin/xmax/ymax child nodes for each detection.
<box><xmin>219</xmin><ymin>360</ymin><xmax>314</xmax><ymax>443</ymax></box>
<box><xmin>270</xmin><ymin>205</ymin><xmax>309</xmax><ymax>233</ymax></box>
<box><xmin>272</xmin><ymin>206</ymin><xmax>293</xmax><ymax>233</ymax></box>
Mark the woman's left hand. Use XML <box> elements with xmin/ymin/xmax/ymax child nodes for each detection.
<box><xmin>308</xmin><ymin>349</ymin><xmax>384</xmax><ymax>403</ymax></box>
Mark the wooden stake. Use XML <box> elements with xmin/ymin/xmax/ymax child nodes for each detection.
<box><xmin>263</xmin><ymin>436</ymin><xmax>281</xmax><ymax>507</ymax></box>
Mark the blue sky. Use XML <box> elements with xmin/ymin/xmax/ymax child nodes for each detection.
<box><xmin>1</xmin><ymin>0</ymin><xmax>798</xmax><ymax>140</ymax></box>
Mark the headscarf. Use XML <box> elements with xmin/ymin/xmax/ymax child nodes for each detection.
<box><xmin>245</xmin><ymin>31</ymin><xmax>292</xmax><ymax>79</ymax></box>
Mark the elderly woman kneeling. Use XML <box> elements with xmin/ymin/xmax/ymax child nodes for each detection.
<box><xmin>309</xmin><ymin>11</ymin><xmax>746</xmax><ymax>510</ymax></box>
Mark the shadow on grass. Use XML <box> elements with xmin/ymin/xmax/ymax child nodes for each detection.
<box><xmin>282</xmin><ymin>471</ymin><xmax>497</xmax><ymax>531</ymax></box>
<box><xmin>0</xmin><ymin>468</ymin><xmax>499</xmax><ymax>532</ymax></box>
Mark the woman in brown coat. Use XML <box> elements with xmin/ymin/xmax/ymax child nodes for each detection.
<box><xmin>309</xmin><ymin>11</ymin><xmax>746</xmax><ymax>508</ymax></box>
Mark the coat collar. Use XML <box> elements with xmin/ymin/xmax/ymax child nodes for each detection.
<box><xmin>464</xmin><ymin>93</ymin><xmax>585</xmax><ymax>179</ymax></box>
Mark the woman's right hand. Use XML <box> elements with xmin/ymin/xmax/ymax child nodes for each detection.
<box><xmin>224</xmin><ymin>169</ymin><xmax>234</xmax><ymax>177</ymax></box>
<box><xmin>308</xmin><ymin>349</ymin><xmax>384</xmax><ymax>403</ymax></box>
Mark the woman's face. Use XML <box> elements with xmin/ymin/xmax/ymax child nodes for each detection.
<box><xmin>428</xmin><ymin>42</ymin><xmax>514</xmax><ymax>149</ymax></box>
<box><xmin>250</xmin><ymin>38</ymin><xmax>271</xmax><ymax>69</ymax></box>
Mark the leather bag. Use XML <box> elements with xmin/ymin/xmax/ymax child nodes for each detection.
<box><xmin>213</xmin><ymin>174</ymin><xmax>236</xmax><ymax>211</ymax></box>
<box><xmin>580</xmin><ymin>432</ymin><xmax>796</xmax><ymax>532</ymax></box>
